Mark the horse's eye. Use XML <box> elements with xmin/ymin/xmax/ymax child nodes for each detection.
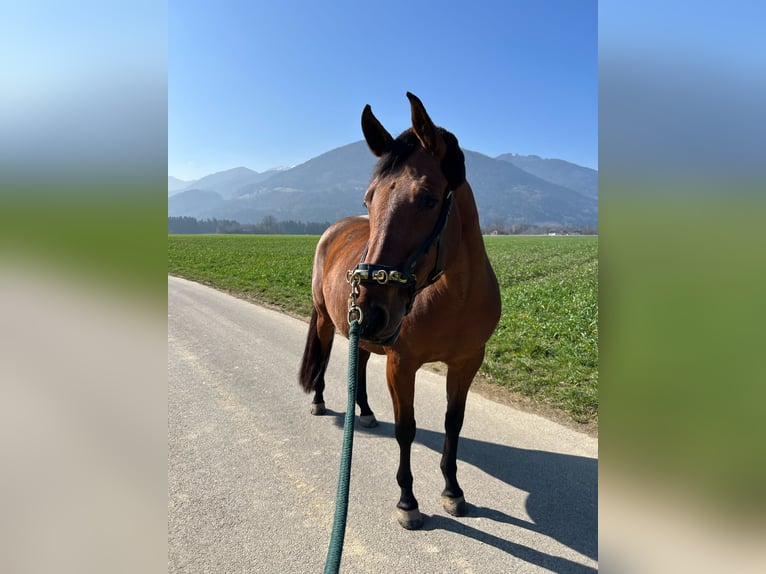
<box><xmin>419</xmin><ymin>195</ymin><xmax>439</xmax><ymax>211</ymax></box>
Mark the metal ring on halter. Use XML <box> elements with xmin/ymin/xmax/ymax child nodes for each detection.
<box><xmin>346</xmin><ymin>269</ymin><xmax>359</xmax><ymax>284</ymax></box>
<box><xmin>347</xmin><ymin>304</ymin><xmax>363</xmax><ymax>325</ymax></box>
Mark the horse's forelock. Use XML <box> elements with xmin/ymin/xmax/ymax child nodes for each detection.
<box><xmin>371</xmin><ymin>128</ymin><xmax>465</xmax><ymax>191</ymax></box>
<box><xmin>371</xmin><ymin>130</ymin><xmax>419</xmax><ymax>180</ymax></box>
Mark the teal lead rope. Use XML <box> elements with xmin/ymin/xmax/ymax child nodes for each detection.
<box><xmin>323</xmin><ymin>317</ymin><xmax>360</xmax><ymax>574</ymax></box>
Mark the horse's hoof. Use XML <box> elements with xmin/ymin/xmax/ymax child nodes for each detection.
<box><xmin>310</xmin><ymin>402</ymin><xmax>326</xmax><ymax>416</ymax></box>
<box><xmin>358</xmin><ymin>414</ymin><xmax>378</xmax><ymax>428</ymax></box>
<box><xmin>441</xmin><ymin>495</ymin><xmax>467</xmax><ymax>517</ymax></box>
<box><xmin>396</xmin><ymin>507</ymin><xmax>424</xmax><ymax>530</ymax></box>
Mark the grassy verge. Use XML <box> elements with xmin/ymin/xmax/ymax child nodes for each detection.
<box><xmin>168</xmin><ymin>234</ymin><xmax>598</xmax><ymax>424</ymax></box>
<box><xmin>167</xmin><ymin>234</ymin><xmax>318</xmax><ymax>316</ymax></box>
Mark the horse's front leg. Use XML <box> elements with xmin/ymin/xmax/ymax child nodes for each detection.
<box><xmin>355</xmin><ymin>349</ymin><xmax>378</xmax><ymax>427</ymax></box>
<box><xmin>386</xmin><ymin>356</ymin><xmax>422</xmax><ymax>529</ymax></box>
<box><xmin>441</xmin><ymin>350</ymin><xmax>485</xmax><ymax>517</ymax></box>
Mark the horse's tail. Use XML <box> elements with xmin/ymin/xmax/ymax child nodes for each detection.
<box><xmin>299</xmin><ymin>308</ymin><xmax>332</xmax><ymax>393</ymax></box>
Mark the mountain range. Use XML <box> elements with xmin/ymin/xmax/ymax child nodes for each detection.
<box><xmin>168</xmin><ymin>142</ymin><xmax>597</xmax><ymax>228</ymax></box>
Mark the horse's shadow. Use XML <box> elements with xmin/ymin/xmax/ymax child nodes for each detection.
<box><xmin>327</xmin><ymin>410</ymin><xmax>597</xmax><ymax>570</ymax></box>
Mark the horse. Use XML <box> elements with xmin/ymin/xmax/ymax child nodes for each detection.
<box><xmin>299</xmin><ymin>92</ymin><xmax>501</xmax><ymax>530</ymax></box>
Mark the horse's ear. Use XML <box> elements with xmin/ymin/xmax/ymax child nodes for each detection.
<box><xmin>407</xmin><ymin>92</ymin><xmax>446</xmax><ymax>157</ymax></box>
<box><xmin>361</xmin><ymin>104</ymin><xmax>393</xmax><ymax>157</ymax></box>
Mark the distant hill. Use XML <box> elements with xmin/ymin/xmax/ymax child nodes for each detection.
<box><xmin>168</xmin><ymin>142</ymin><xmax>598</xmax><ymax>227</ymax></box>
<box><xmin>218</xmin><ymin>141</ymin><xmax>377</xmax><ymax>223</ymax></box>
<box><xmin>168</xmin><ymin>189</ymin><xmax>225</xmax><ymax>216</ymax></box>
<box><xmin>168</xmin><ymin>176</ymin><xmax>196</xmax><ymax>196</ymax></box>
<box><xmin>464</xmin><ymin>150</ymin><xmax>597</xmax><ymax>227</ymax></box>
<box><xmin>167</xmin><ymin>166</ymin><xmax>291</xmax><ymax>199</ymax></box>
<box><xmin>237</xmin><ymin>142</ymin><xmax>374</xmax><ymax>197</ymax></box>
<box><xmin>495</xmin><ymin>153</ymin><xmax>598</xmax><ymax>199</ymax></box>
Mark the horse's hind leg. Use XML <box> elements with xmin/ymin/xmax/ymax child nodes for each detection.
<box><xmin>298</xmin><ymin>307</ymin><xmax>335</xmax><ymax>415</ymax></box>
<box><xmin>356</xmin><ymin>349</ymin><xmax>377</xmax><ymax>427</ymax></box>
<box><xmin>441</xmin><ymin>350</ymin><xmax>485</xmax><ymax>517</ymax></box>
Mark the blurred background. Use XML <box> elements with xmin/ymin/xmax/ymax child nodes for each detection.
<box><xmin>599</xmin><ymin>1</ymin><xmax>766</xmax><ymax>571</ymax></box>
<box><xmin>1</xmin><ymin>3</ymin><xmax>167</xmax><ymax>574</ymax></box>
<box><xmin>1</xmin><ymin>1</ymin><xmax>765</xmax><ymax>573</ymax></box>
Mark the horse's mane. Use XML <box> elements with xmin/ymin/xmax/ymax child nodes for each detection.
<box><xmin>372</xmin><ymin>128</ymin><xmax>466</xmax><ymax>191</ymax></box>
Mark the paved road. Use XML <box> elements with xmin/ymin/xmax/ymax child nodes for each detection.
<box><xmin>168</xmin><ymin>276</ymin><xmax>598</xmax><ymax>573</ymax></box>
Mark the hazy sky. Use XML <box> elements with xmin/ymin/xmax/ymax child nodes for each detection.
<box><xmin>169</xmin><ymin>0</ymin><xmax>597</xmax><ymax>180</ymax></box>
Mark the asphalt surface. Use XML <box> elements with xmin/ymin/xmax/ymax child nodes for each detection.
<box><xmin>168</xmin><ymin>275</ymin><xmax>598</xmax><ymax>573</ymax></box>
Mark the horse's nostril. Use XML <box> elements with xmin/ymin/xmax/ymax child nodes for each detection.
<box><xmin>360</xmin><ymin>303</ymin><xmax>389</xmax><ymax>340</ymax></box>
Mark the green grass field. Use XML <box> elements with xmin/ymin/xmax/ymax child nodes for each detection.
<box><xmin>168</xmin><ymin>234</ymin><xmax>598</xmax><ymax>424</ymax></box>
<box><xmin>168</xmin><ymin>235</ymin><xmax>318</xmax><ymax>316</ymax></box>
<box><xmin>482</xmin><ymin>236</ymin><xmax>598</xmax><ymax>422</ymax></box>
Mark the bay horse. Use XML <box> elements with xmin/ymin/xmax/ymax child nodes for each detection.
<box><xmin>299</xmin><ymin>92</ymin><xmax>501</xmax><ymax>529</ymax></box>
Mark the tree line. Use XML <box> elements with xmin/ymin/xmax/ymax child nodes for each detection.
<box><xmin>168</xmin><ymin>216</ymin><xmax>331</xmax><ymax>235</ymax></box>
<box><xmin>480</xmin><ymin>222</ymin><xmax>597</xmax><ymax>236</ymax></box>
<box><xmin>170</xmin><ymin>216</ymin><xmax>596</xmax><ymax>236</ymax></box>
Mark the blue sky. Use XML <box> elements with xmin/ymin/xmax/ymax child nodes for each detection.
<box><xmin>169</xmin><ymin>0</ymin><xmax>597</xmax><ymax>180</ymax></box>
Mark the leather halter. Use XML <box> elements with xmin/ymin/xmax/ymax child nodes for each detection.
<box><xmin>349</xmin><ymin>188</ymin><xmax>454</xmax><ymax>315</ymax></box>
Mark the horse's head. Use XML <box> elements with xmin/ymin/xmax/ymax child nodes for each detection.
<box><xmin>352</xmin><ymin>92</ymin><xmax>466</xmax><ymax>345</ymax></box>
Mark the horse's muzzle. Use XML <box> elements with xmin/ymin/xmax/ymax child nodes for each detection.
<box><xmin>358</xmin><ymin>301</ymin><xmax>402</xmax><ymax>345</ymax></box>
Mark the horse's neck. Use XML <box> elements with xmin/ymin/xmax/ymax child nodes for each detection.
<box><xmin>455</xmin><ymin>181</ymin><xmax>484</xmax><ymax>252</ymax></box>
